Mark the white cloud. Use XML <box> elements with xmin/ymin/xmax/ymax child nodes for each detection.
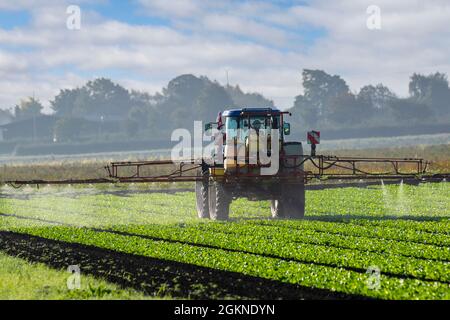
<box><xmin>0</xmin><ymin>0</ymin><xmax>449</xmax><ymax>111</ymax></box>
<box><xmin>0</xmin><ymin>72</ymin><xmax>86</xmax><ymax>112</ymax></box>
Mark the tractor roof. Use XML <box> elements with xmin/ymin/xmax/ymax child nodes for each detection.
<box><xmin>222</xmin><ymin>107</ymin><xmax>281</xmax><ymax>117</ymax></box>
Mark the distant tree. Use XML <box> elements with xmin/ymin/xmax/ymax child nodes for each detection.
<box><xmin>157</xmin><ymin>75</ymin><xmax>208</xmax><ymax>130</ymax></box>
<box><xmin>292</xmin><ymin>94</ymin><xmax>319</xmax><ymax>128</ymax></box>
<box><xmin>329</xmin><ymin>93</ymin><xmax>374</xmax><ymax>126</ymax></box>
<box><xmin>409</xmin><ymin>72</ymin><xmax>450</xmax><ymax>117</ymax></box>
<box><xmin>73</xmin><ymin>88</ymin><xmax>90</xmax><ymax>117</ymax></box>
<box><xmin>163</xmin><ymin>74</ymin><xmax>206</xmax><ymax>107</ymax></box>
<box><xmin>390</xmin><ymin>98</ymin><xmax>433</xmax><ymax>123</ymax></box>
<box><xmin>76</xmin><ymin>78</ymin><xmax>132</xmax><ymax>119</ymax></box>
<box><xmin>50</xmin><ymin>88</ymin><xmax>81</xmax><ymax>117</ymax></box>
<box><xmin>129</xmin><ymin>90</ymin><xmax>155</xmax><ymax>109</ymax></box>
<box><xmin>127</xmin><ymin>106</ymin><xmax>150</xmax><ymax>134</ymax></box>
<box><xmin>195</xmin><ymin>82</ymin><xmax>235</xmax><ymax>122</ymax></box>
<box><xmin>125</xmin><ymin>119</ymin><xmax>140</xmax><ymax>137</ymax></box>
<box><xmin>154</xmin><ymin>74</ymin><xmax>247</xmax><ymax>134</ymax></box>
<box><xmin>50</xmin><ymin>78</ymin><xmax>134</xmax><ymax>121</ymax></box>
<box><xmin>290</xmin><ymin>69</ymin><xmax>350</xmax><ymax>127</ymax></box>
<box><xmin>14</xmin><ymin>97</ymin><xmax>44</xmax><ymax>119</ymax></box>
<box><xmin>302</xmin><ymin>69</ymin><xmax>350</xmax><ymax>123</ymax></box>
<box><xmin>358</xmin><ymin>84</ymin><xmax>397</xmax><ymax>110</ymax></box>
<box><xmin>225</xmin><ymin>85</ymin><xmax>274</xmax><ymax>108</ymax></box>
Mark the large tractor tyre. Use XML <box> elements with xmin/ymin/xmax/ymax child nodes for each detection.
<box><xmin>271</xmin><ymin>184</ymin><xmax>305</xmax><ymax>219</ymax></box>
<box><xmin>195</xmin><ymin>169</ymin><xmax>210</xmax><ymax>219</ymax></box>
<box><xmin>208</xmin><ymin>181</ymin><xmax>231</xmax><ymax>221</ymax></box>
<box><xmin>286</xmin><ymin>184</ymin><xmax>305</xmax><ymax>219</ymax></box>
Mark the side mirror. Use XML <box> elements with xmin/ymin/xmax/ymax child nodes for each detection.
<box><xmin>205</xmin><ymin>123</ymin><xmax>213</xmax><ymax>132</ymax></box>
<box><xmin>283</xmin><ymin>123</ymin><xmax>291</xmax><ymax>136</ymax></box>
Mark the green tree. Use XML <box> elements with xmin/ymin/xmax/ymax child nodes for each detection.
<box><xmin>195</xmin><ymin>82</ymin><xmax>235</xmax><ymax>122</ymax></box>
<box><xmin>292</xmin><ymin>94</ymin><xmax>318</xmax><ymax>128</ymax></box>
<box><xmin>15</xmin><ymin>97</ymin><xmax>44</xmax><ymax>119</ymax></box>
<box><xmin>302</xmin><ymin>69</ymin><xmax>350</xmax><ymax>124</ymax></box>
<box><xmin>163</xmin><ymin>74</ymin><xmax>206</xmax><ymax>107</ymax></box>
<box><xmin>127</xmin><ymin>106</ymin><xmax>150</xmax><ymax>135</ymax></box>
<box><xmin>409</xmin><ymin>72</ymin><xmax>449</xmax><ymax>118</ymax></box>
<box><xmin>358</xmin><ymin>84</ymin><xmax>396</xmax><ymax>110</ymax></box>
<box><xmin>225</xmin><ymin>85</ymin><xmax>274</xmax><ymax>108</ymax></box>
<box><xmin>390</xmin><ymin>98</ymin><xmax>432</xmax><ymax>123</ymax></box>
<box><xmin>50</xmin><ymin>88</ymin><xmax>81</xmax><ymax>117</ymax></box>
<box><xmin>76</xmin><ymin>78</ymin><xmax>132</xmax><ymax>118</ymax></box>
<box><xmin>290</xmin><ymin>69</ymin><xmax>350</xmax><ymax>127</ymax></box>
<box><xmin>329</xmin><ymin>93</ymin><xmax>373</xmax><ymax>126</ymax></box>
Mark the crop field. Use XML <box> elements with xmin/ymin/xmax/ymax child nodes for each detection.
<box><xmin>0</xmin><ymin>181</ymin><xmax>449</xmax><ymax>300</ymax></box>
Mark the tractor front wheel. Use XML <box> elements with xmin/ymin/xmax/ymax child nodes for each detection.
<box><xmin>270</xmin><ymin>199</ymin><xmax>287</xmax><ymax>218</ymax></box>
<box><xmin>208</xmin><ymin>180</ymin><xmax>231</xmax><ymax>221</ymax></box>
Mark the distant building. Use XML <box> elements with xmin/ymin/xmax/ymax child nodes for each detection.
<box><xmin>0</xmin><ymin>115</ymin><xmax>59</xmax><ymax>141</ymax></box>
<box><xmin>0</xmin><ymin>110</ymin><xmax>13</xmax><ymax>141</ymax></box>
<box><xmin>0</xmin><ymin>114</ymin><xmax>122</xmax><ymax>142</ymax></box>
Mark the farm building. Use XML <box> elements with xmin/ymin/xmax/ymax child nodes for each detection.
<box><xmin>0</xmin><ymin>115</ymin><xmax>58</xmax><ymax>141</ymax></box>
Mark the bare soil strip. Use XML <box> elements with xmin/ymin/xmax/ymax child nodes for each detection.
<box><xmin>0</xmin><ymin>231</ymin><xmax>367</xmax><ymax>300</ymax></box>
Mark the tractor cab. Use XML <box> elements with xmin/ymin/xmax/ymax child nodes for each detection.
<box><xmin>204</xmin><ymin>108</ymin><xmax>291</xmax><ymax>147</ymax></box>
<box><xmin>220</xmin><ymin>108</ymin><xmax>290</xmax><ymax>142</ymax></box>
<box><xmin>204</xmin><ymin>107</ymin><xmax>296</xmax><ymax>175</ymax></box>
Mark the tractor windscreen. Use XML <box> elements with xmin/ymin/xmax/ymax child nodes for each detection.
<box><xmin>225</xmin><ymin>115</ymin><xmax>281</xmax><ymax>141</ymax></box>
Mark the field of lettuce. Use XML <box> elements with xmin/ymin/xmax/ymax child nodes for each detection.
<box><xmin>0</xmin><ymin>182</ymin><xmax>449</xmax><ymax>300</ymax></box>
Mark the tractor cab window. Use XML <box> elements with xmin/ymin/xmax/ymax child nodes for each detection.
<box><xmin>241</xmin><ymin>117</ymin><xmax>269</xmax><ymax>131</ymax></box>
<box><xmin>239</xmin><ymin>115</ymin><xmax>280</xmax><ymax>140</ymax></box>
<box><xmin>225</xmin><ymin>115</ymin><xmax>282</xmax><ymax>141</ymax></box>
<box><xmin>225</xmin><ymin>117</ymin><xmax>238</xmax><ymax>139</ymax></box>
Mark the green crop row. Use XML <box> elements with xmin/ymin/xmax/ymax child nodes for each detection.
<box><xmin>3</xmin><ymin>197</ymin><xmax>450</xmax><ymax>264</ymax></box>
<box><xmin>2</xmin><ymin>191</ymin><xmax>449</xmax><ymax>247</ymax></box>
<box><xmin>2</xmin><ymin>205</ymin><xmax>449</xmax><ymax>285</ymax></box>
<box><xmin>0</xmin><ymin>182</ymin><xmax>449</xmax><ymax>300</ymax></box>
<box><xmin>245</xmin><ymin>219</ymin><xmax>450</xmax><ymax>247</ymax></box>
<box><xmin>2</xmin><ymin>218</ymin><xmax>450</xmax><ymax>300</ymax></box>
<box><xmin>190</xmin><ymin>222</ymin><xmax>450</xmax><ymax>261</ymax></box>
<box><xmin>107</xmin><ymin>224</ymin><xmax>450</xmax><ymax>283</ymax></box>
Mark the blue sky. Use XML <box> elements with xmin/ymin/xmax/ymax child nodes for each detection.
<box><xmin>0</xmin><ymin>9</ymin><xmax>30</xmax><ymax>29</ymax></box>
<box><xmin>0</xmin><ymin>0</ymin><xmax>448</xmax><ymax>112</ymax></box>
<box><xmin>83</xmin><ymin>0</ymin><xmax>170</xmax><ymax>26</ymax></box>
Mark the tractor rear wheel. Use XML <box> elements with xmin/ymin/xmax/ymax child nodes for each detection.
<box><xmin>195</xmin><ymin>169</ymin><xmax>210</xmax><ymax>219</ymax></box>
<box><xmin>208</xmin><ymin>180</ymin><xmax>231</xmax><ymax>221</ymax></box>
<box><xmin>287</xmin><ymin>184</ymin><xmax>305</xmax><ymax>219</ymax></box>
<box><xmin>271</xmin><ymin>184</ymin><xmax>305</xmax><ymax>219</ymax></box>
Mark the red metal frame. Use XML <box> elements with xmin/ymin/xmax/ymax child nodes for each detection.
<box><xmin>3</xmin><ymin>155</ymin><xmax>448</xmax><ymax>187</ymax></box>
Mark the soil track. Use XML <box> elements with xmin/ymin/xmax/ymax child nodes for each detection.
<box><xmin>0</xmin><ymin>231</ymin><xmax>368</xmax><ymax>300</ymax></box>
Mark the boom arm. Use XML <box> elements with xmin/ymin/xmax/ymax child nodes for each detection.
<box><xmin>3</xmin><ymin>155</ymin><xmax>448</xmax><ymax>188</ymax></box>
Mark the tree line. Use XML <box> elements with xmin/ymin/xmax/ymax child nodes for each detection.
<box><xmin>292</xmin><ymin>69</ymin><xmax>450</xmax><ymax>131</ymax></box>
<box><xmin>3</xmin><ymin>70</ymin><xmax>449</xmax><ymax>142</ymax></box>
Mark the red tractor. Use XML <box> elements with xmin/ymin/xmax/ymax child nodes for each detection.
<box><xmin>196</xmin><ymin>108</ymin><xmax>306</xmax><ymax>220</ymax></box>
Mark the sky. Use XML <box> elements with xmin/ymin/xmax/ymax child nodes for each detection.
<box><xmin>0</xmin><ymin>0</ymin><xmax>449</xmax><ymax>112</ymax></box>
